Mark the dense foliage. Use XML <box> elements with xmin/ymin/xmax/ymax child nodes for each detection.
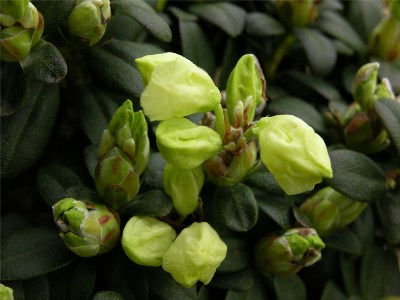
<box><xmin>1</xmin><ymin>0</ymin><xmax>400</xmax><ymax>299</ymax></box>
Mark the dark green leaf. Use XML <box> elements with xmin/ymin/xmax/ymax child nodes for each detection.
<box><xmin>20</xmin><ymin>40</ymin><xmax>67</xmax><ymax>84</ymax></box>
<box><xmin>86</xmin><ymin>47</ymin><xmax>143</xmax><ymax>99</ymax></box>
<box><xmin>325</xmin><ymin>149</ymin><xmax>388</xmax><ymax>202</ymax></box>
<box><xmin>225</xmin><ymin>284</ymin><xmax>267</xmax><ymax>300</ymax></box>
<box><xmin>218</xmin><ymin>237</ymin><xmax>251</xmax><ymax>273</ymax></box>
<box><xmin>37</xmin><ymin>164</ymin><xmax>84</xmax><ymax>206</ymax></box>
<box><xmin>215</xmin><ymin>183</ymin><xmax>259</xmax><ymax>232</ymax></box>
<box><xmin>34</xmin><ymin>0</ymin><xmax>75</xmax><ymax>36</ymax></box>
<box><xmin>142</xmin><ymin>152</ymin><xmax>167</xmax><ymax>190</ymax></box>
<box><xmin>179</xmin><ymin>20</ymin><xmax>216</xmax><ymax>75</ymax></box>
<box><xmin>1</xmin><ymin>227</ymin><xmax>76</xmax><ymax>280</ymax></box>
<box><xmin>378</xmin><ymin>59</ymin><xmax>400</xmax><ymax>94</ymax></box>
<box><xmin>340</xmin><ymin>254</ymin><xmax>359</xmax><ymax>296</ymax></box>
<box><xmin>360</xmin><ymin>239</ymin><xmax>400</xmax><ymax>300</ymax></box>
<box><xmin>104</xmin><ymin>39</ymin><xmax>164</xmax><ymax>63</ymax></box>
<box><xmin>256</xmin><ymin>194</ymin><xmax>292</xmax><ymax>229</ymax></box>
<box><xmin>110</xmin><ymin>0</ymin><xmax>172</xmax><ymax>42</ymax></box>
<box><xmin>1</xmin><ymin>213</ymin><xmax>31</xmax><ymax>239</ymax></box>
<box><xmin>146</xmin><ymin>267</ymin><xmax>196</xmax><ymax>300</ymax></box>
<box><xmin>0</xmin><ymin>62</ymin><xmax>26</xmax><ymax>116</ymax></box>
<box><xmin>84</xmin><ymin>145</ymin><xmax>99</xmax><ymax>179</ymax></box>
<box><xmin>244</xmin><ymin>167</ymin><xmax>284</xmax><ymax>196</ymax></box>
<box><xmin>218</xmin><ymin>38</ymin><xmax>243</xmax><ymax>90</ymax></box>
<box><xmin>292</xmin><ymin>206</ymin><xmax>312</xmax><ymax>228</ymax></box>
<box><xmin>211</xmin><ymin>268</ymin><xmax>255</xmax><ymax>291</ymax></box>
<box><xmin>93</xmin><ymin>291</ymin><xmax>125</xmax><ymax>300</ymax></box>
<box><xmin>266</xmin><ymin>96</ymin><xmax>327</xmax><ymax>134</ymax></box>
<box><xmin>64</xmin><ymin>186</ymin><xmax>105</xmax><ymax>205</ymax></box>
<box><xmin>22</xmin><ymin>275</ymin><xmax>50</xmax><ymax>300</ymax></box>
<box><xmin>77</xmin><ymin>86</ymin><xmax>119</xmax><ymax>145</ymax></box>
<box><xmin>169</xmin><ymin>6</ymin><xmax>198</xmax><ymax>21</ymax></box>
<box><xmin>285</xmin><ymin>70</ymin><xmax>343</xmax><ymax>102</ymax></box>
<box><xmin>273</xmin><ymin>274</ymin><xmax>306</xmax><ymax>300</ymax></box>
<box><xmin>188</xmin><ymin>3</ymin><xmax>247</xmax><ymax>38</ymax></box>
<box><xmin>106</xmin><ymin>14</ymin><xmax>149</xmax><ymax>42</ymax></box>
<box><xmin>375</xmin><ymin>98</ymin><xmax>400</xmax><ymax>156</ymax></box>
<box><xmin>324</xmin><ymin>228</ymin><xmax>362</xmax><ymax>255</ymax></box>
<box><xmin>320</xmin><ymin>281</ymin><xmax>347</xmax><ymax>300</ymax></box>
<box><xmin>331</xmin><ymin>39</ymin><xmax>355</xmax><ymax>56</ymax></box>
<box><xmin>1</xmin><ymin>79</ymin><xmax>60</xmax><ymax>178</ymax></box>
<box><xmin>294</xmin><ymin>27</ymin><xmax>337</xmax><ymax>76</ymax></box>
<box><xmin>317</xmin><ymin>11</ymin><xmax>365</xmax><ymax>52</ymax></box>
<box><xmin>246</xmin><ymin>12</ymin><xmax>284</xmax><ymax>36</ymax></box>
<box><xmin>65</xmin><ymin>259</ymin><xmax>96</xmax><ymax>300</ymax></box>
<box><xmin>352</xmin><ymin>206</ymin><xmax>375</xmax><ymax>249</ymax></box>
<box><xmin>377</xmin><ymin>191</ymin><xmax>400</xmax><ymax>245</ymax></box>
<box><xmin>123</xmin><ymin>189</ymin><xmax>173</xmax><ymax>217</ymax></box>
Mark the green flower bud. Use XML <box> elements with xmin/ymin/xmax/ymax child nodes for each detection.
<box><xmin>156</xmin><ymin>118</ymin><xmax>222</xmax><ymax>169</ymax></box>
<box><xmin>52</xmin><ymin>198</ymin><xmax>120</xmax><ymax>257</ymax></box>
<box><xmin>203</xmin><ymin>139</ymin><xmax>259</xmax><ymax>187</ymax></box>
<box><xmin>351</xmin><ymin>62</ymin><xmax>380</xmax><ymax>111</ymax></box>
<box><xmin>387</xmin><ymin>0</ymin><xmax>400</xmax><ymax>21</ymax></box>
<box><xmin>162</xmin><ymin>222</ymin><xmax>227</xmax><ymax>288</ymax></box>
<box><xmin>253</xmin><ymin>115</ymin><xmax>332</xmax><ymax>195</ymax></box>
<box><xmin>95</xmin><ymin>100</ymin><xmax>150</xmax><ymax>210</ymax></box>
<box><xmin>275</xmin><ymin>0</ymin><xmax>318</xmax><ymax>27</ymax></box>
<box><xmin>369</xmin><ymin>16</ymin><xmax>400</xmax><ymax>61</ymax></box>
<box><xmin>136</xmin><ymin>52</ymin><xmax>221</xmax><ymax>121</ymax></box>
<box><xmin>121</xmin><ymin>216</ymin><xmax>176</xmax><ymax>267</ymax></box>
<box><xmin>0</xmin><ymin>2</ymin><xmax>44</xmax><ymax>62</ymax></box>
<box><xmin>255</xmin><ymin>228</ymin><xmax>325</xmax><ymax>276</ymax></box>
<box><xmin>63</xmin><ymin>0</ymin><xmax>111</xmax><ymax>47</ymax></box>
<box><xmin>0</xmin><ymin>0</ymin><xmax>29</xmax><ymax>26</ymax></box>
<box><xmin>300</xmin><ymin>187</ymin><xmax>368</xmax><ymax>236</ymax></box>
<box><xmin>163</xmin><ymin>163</ymin><xmax>204</xmax><ymax>217</ymax></box>
<box><xmin>376</xmin><ymin>78</ymin><xmax>396</xmax><ymax>100</ymax></box>
<box><xmin>0</xmin><ymin>283</ymin><xmax>13</xmax><ymax>300</ymax></box>
<box><xmin>225</xmin><ymin>54</ymin><xmax>267</xmax><ymax>125</ymax></box>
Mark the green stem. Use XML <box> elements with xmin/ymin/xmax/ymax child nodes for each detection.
<box><xmin>214</xmin><ymin>103</ymin><xmax>225</xmax><ymax>141</ymax></box>
<box><xmin>267</xmin><ymin>34</ymin><xmax>296</xmax><ymax>79</ymax></box>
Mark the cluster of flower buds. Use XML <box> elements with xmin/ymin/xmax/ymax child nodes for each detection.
<box><xmin>300</xmin><ymin>187</ymin><xmax>368</xmax><ymax>236</ymax></box>
<box><xmin>52</xmin><ymin>198</ymin><xmax>121</xmax><ymax>257</ymax></box>
<box><xmin>255</xmin><ymin>228</ymin><xmax>325</xmax><ymax>276</ymax></box>
<box><xmin>369</xmin><ymin>3</ymin><xmax>400</xmax><ymax>61</ymax></box>
<box><xmin>275</xmin><ymin>0</ymin><xmax>318</xmax><ymax>28</ymax></box>
<box><xmin>122</xmin><ymin>217</ymin><xmax>227</xmax><ymax>288</ymax></box>
<box><xmin>326</xmin><ymin>62</ymin><xmax>396</xmax><ymax>154</ymax></box>
<box><xmin>95</xmin><ymin>100</ymin><xmax>150</xmax><ymax>210</ymax></box>
<box><xmin>62</xmin><ymin>0</ymin><xmax>111</xmax><ymax>47</ymax></box>
<box><xmin>0</xmin><ymin>0</ymin><xmax>44</xmax><ymax>61</ymax></box>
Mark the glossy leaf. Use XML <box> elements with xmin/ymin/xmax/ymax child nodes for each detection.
<box><xmin>215</xmin><ymin>183</ymin><xmax>259</xmax><ymax>232</ymax></box>
<box><xmin>218</xmin><ymin>237</ymin><xmax>251</xmax><ymax>273</ymax></box>
<box><xmin>266</xmin><ymin>96</ymin><xmax>327</xmax><ymax>134</ymax></box>
<box><xmin>86</xmin><ymin>47</ymin><xmax>143</xmax><ymax>98</ymax></box>
<box><xmin>273</xmin><ymin>275</ymin><xmax>307</xmax><ymax>300</ymax></box>
<box><xmin>1</xmin><ymin>227</ymin><xmax>76</xmax><ymax>281</ymax></box>
<box><xmin>323</xmin><ymin>228</ymin><xmax>362</xmax><ymax>255</ymax></box>
<box><xmin>110</xmin><ymin>0</ymin><xmax>172</xmax><ymax>42</ymax></box>
<box><xmin>246</xmin><ymin>12</ymin><xmax>285</xmax><ymax>36</ymax></box>
<box><xmin>1</xmin><ymin>80</ymin><xmax>60</xmax><ymax>178</ymax></box>
<box><xmin>188</xmin><ymin>2</ymin><xmax>247</xmax><ymax>37</ymax></box>
<box><xmin>294</xmin><ymin>27</ymin><xmax>337</xmax><ymax>76</ymax></box>
<box><xmin>325</xmin><ymin>149</ymin><xmax>388</xmax><ymax>203</ymax></box>
<box><xmin>20</xmin><ymin>40</ymin><xmax>67</xmax><ymax>84</ymax></box>
<box><xmin>179</xmin><ymin>20</ymin><xmax>215</xmax><ymax>75</ymax></box>
<box><xmin>123</xmin><ymin>189</ymin><xmax>173</xmax><ymax>217</ymax></box>
<box><xmin>37</xmin><ymin>164</ymin><xmax>85</xmax><ymax>206</ymax></box>
<box><xmin>317</xmin><ymin>11</ymin><xmax>365</xmax><ymax>52</ymax></box>
<box><xmin>375</xmin><ymin>99</ymin><xmax>400</xmax><ymax>156</ymax></box>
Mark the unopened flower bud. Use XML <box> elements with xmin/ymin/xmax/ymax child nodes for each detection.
<box><xmin>95</xmin><ymin>100</ymin><xmax>150</xmax><ymax>210</ymax></box>
<box><xmin>252</xmin><ymin>115</ymin><xmax>332</xmax><ymax>195</ymax></box>
<box><xmin>156</xmin><ymin>118</ymin><xmax>222</xmax><ymax>169</ymax></box>
<box><xmin>163</xmin><ymin>164</ymin><xmax>204</xmax><ymax>217</ymax></box>
<box><xmin>255</xmin><ymin>228</ymin><xmax>325</xmax><ymax>276</ymax></box>
<box><xmin>0</xmin><ymin>0</ymin><xmax>29</xmax><ymax>26</ymax></box>
<box><xmin>63</xmin><ymin>0</ymin><xmax>111</xmax><ymax>47</ymax></box>
<box><xmin>136</xmin><ymin>52</ymin><xmax>221</xmax><ymax>121</ymax></box>
<box><xmin>0</xmin><ymin>283</ymin><xmax>13</xmax><ymax>300</ymax></box>
<box><xmin>352</xmin><ymin>62</ymin><xmax>380</xmax><ymax>111</ymax></box>
<box><xmin>0</xmin><ymin>2</ymin><xmax>44</xmax><ymax>62</ymax></box>
<box><xmin>225</xmin><ymin>54</ymin><xmax>267</xmax><ymax>125</ymax></box>
<box><xmin>369</xmin><ymin>16</ymin><xmax>400</xmax><ymax>61</ymax></box>
<box><xmin>204</xmin><ymin>139</ymin><xmax>258</xmax><ymax>187</ymax></box>
<box><xmin>162</xmin><ymin>222</ymin><xmax>227</xmax><ymax>288</ymax></box>
<box><xmin>300</xmin><ymin>187</ymin><xmax>368</xmax><ymax>236</ymax></box>
<box><xmin>275</xmin><ymin>0</ymin><xmax>318</xmax><ymax>27</ymax></box>
<box><xmin>52</xmin><ymin>198</ymin><xmax>120</xmax><ymax>257</ymax></box>
<box><xmin>386</xmin><ymin>0</ymin><xmax>400</xmax><ymax>21</ymax></box>
<box><xmin>122</xmin><ymin>216</ymin><xmax>176</xmax><ymax>266</ymax></box>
